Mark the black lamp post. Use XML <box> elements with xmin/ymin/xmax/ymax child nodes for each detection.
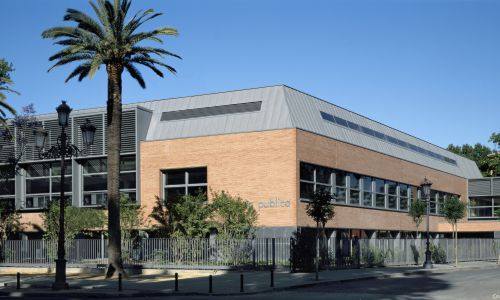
<box><xmin>34</xmin><ymin>101</ymin><xmax>96</xmax><ymax>290</ymax></box>
<box><xmin>421</xmin><ymin>177</ymin><xmax>433</xmax><ymax>269</ymax></box>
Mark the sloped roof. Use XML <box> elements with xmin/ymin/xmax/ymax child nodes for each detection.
<box><xmin>136</xmin><ymin>85</ymin><xmax>481</xmax><ymax>179</ymax></box>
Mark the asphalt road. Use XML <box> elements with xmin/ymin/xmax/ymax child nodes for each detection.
<box><xmin>1</xmin><ymin>268</ymin><xmax>498</xmax><ymax>300</ymax></box>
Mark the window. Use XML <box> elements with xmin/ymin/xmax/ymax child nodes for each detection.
<box><xmin>399</xmin><ymin>184</ymin><xmax>409</xmax><ymax>211</ymax></box>
<box><xmin>362</xmin><ymin>176</ymin><xmax>373</xmax><ymax>207</ymax></box>
<box><xmin>82</xmin><ymin>155</ymin><xmax>137</xmax><ymax>206</ymax></box>
<box><xmin>334</xmin><ymin>170</ymin><xmax>346</xmax><ymax>203</ymax></box>
<box><xmin>429</xmin><ymin>190</ymin><xmax>437</xmax><ymax>214</ymax></box>
<box><xmin>437</xmin><ymin>192</ymin><xmax>446</xmax><ymax>214</ymax></box>
<box><xmin>387</xmin><ymin>181</ymin><xmax>397</xmax><ymax>209</ymax></box>
<box><xmin>299</xmin><ymin>162</ymin><xmax>333</xmax><ymax>201</ymax></box>
<box><xmin>468</xmin><ymin>197</ymin><xmax>497</xmax><ymax>219</ymax></box>
<box><xmin>375</xmin><ymin>179</ymin><xmax>386</xmax><ymax>208</ymax></box>
<box><xmin>24</xmin><ymin>162</ymin><xmax>72</xmax><ymax>209</ymax></box>
<box><xmin>349</xmin><ymin>173</ymin><xmax>361</xmax><ymax>205</ymax></box>
<box><xmin>0</xmin><ymin>165</ymin><xmax>15</xmax><ymax>196</ymax></box>
<box><xmin>163</xmin><ymin>167</ymin><xmax>208</xmax><ymax>202</ymax></box>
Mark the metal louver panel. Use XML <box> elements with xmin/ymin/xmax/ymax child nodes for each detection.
<box><xmin>468</xmin><ymin>179</ymin><xmax>491</xmax><ymax>196</ymax></box>
<box><xmin>121</xmin><ymin>110</ymin><xmax>136</xmax><ymax>153</ymax></box>
<box><xmin>103</xmin><ymin>110</ymin><xmax>136</xmax><ymax>154</ymax></box>
<box><xmin>44</xmin><ymin>119</ymin><xmax>72</xmax><ymax>149</ymax></box>
<box><xmin>0</xmin><ymin>125</ymin><xmax>15</xmax><ymax>163</ymax></box>
<box><xmin>493</xmin><ymin>178</ymin><xmax>500</xmax><ymax>196</ymax></box>
<box><xmin>17</xmin><ymin>125</ymin><xmax>37</xmax><ymax>161</ymax></box>
<box><xmin>74</xmin><ymin>114</ymin><xmax>104</xmax><ymax>156</ymax></box>
<box><xmin>160</xmin><ymin>101</ymin><xmax>262</xmax><ymax>121</ymax></box>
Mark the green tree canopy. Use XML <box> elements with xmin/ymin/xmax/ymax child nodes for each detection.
<box><xmin>0</xmin><ymin>58</ymin><xmax>18</xmax><ymax>126</ymax></box>
<box><xmin>42</xmin><ymin>201</ymin><xmax>106</xmax><ymax>240</ymax></box>
<box><xmin>306</xmin><ymin>190</ymin><xmax>335</xmax><ymax>229</ymax></box>
<box><xmin>408</xmin><ymin>198</ymin><xmax>426</xmax><ymax>236</ymax></box>
<box><xmin>210</xmin><ymin>191</ymin><xmax>258</xmax><ymax>239</ymax></box>
<box><xmin>447</xmin><ymin>134</ymin><xmax>500</xmax><ymax>177</ymax></box>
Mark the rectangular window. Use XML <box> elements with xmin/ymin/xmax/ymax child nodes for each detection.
<box><xmin>299</xmin><ymin>162</ymin><xmax>333</xmax><ymax>201</ymax></box>
<box><xmin>163</xmin><ymin>167</ymin><xmax>208</xmax><ymax>202</ymax></box>
<box><xmin>399</xmin><ymin>184</ymin><xmax>409</xmax><ymax>211</ymax></box>
<box><xmin>349</xmin><ymin>173</ymin><xmax>361</xmax><ymax>205</ymax></box>
<box><xmin>387</xmin><ymin>181</ymin><xmax>397</xmax><ymax>209</ymax></box>
<box><xmin>375</xmin><ymin>179</ymin><xmax>385</xmax><ymax>208</ymax></box>
<box><xmin>362</xmin><ymin>176</ymin><xmax>373</xmax><ymax>207</ymax></box>
<box><xmin>429</xmin><ymin>190</ymin><xmax>437</xmax><ymax>214</ymax></box>
<box><xmin>334</xmin><ymin>170</ymin><xmax>346</xmax><ymax>204</ymax></box>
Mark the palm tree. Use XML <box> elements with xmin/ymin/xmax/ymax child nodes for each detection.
<box><xmin>0</xmin><ymin>59</ymin><xmax>19</xmax><ymax>127</ymax></box>
<box><xmin>42</xmin><ymin>0</ymin><xmax>180</xmax><ymax>278</ymax></box>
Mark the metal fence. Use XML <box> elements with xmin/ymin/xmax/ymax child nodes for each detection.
<box><xmin>0</xmin><ymin>238</ymin><xmax>498</xmax><ymax>269</ymax></box>
<box><xmin>0</xmin><ymin>238</ymin><xmax>290</xmax><ymax>269</ymax></box>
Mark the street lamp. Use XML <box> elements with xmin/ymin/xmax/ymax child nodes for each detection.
<box><xmin>34</xmin><ymin>101</ymin><xmax>96</xmax><ymax>290</ymax></box>
<box><xmin>421</xmin><ymin>177</ymin><xmax>433</xmax><ymax>269</ymax></box>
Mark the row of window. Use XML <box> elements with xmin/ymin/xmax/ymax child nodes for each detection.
<box><xmin>320</xmin><ymin>111</ymin><xmax>457</xmax><ymax>165</ymax></box>
<box><xmin>163</xmin><ymin>167</ymin><xmax>208</xmax><ymax>202</ymax></box>
<box><xmin>300</xmin><ymin>162</ymin><xmax>458</xmax><ymax>215</ymax></box>
<box><xmin>468</xmin><ymin>197</ymin><xmax>500</xmax><ymax>219</ymax></box>
<box><xmin>0</xmin><ymin>156</ymin><xmax>137</xmax><ymax>209</ymax></box>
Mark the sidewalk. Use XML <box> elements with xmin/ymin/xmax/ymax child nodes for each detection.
<box><xmin>0</xmin><ymin>261</ymin><xmax>498</xmax><ymax>298</ymax></box>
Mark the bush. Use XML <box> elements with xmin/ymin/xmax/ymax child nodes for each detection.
<box><xmin>362</xmin><ymin>247</ymin><xmax>391</xmax><ymax>267</ymax></box>
<box><xmin>430</xmin><ymin>244</ymin><xmax>447</xmax><ymax>264</ymax></box>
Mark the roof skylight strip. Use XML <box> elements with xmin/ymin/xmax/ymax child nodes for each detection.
<box><xmin>320</xmin><ymin>111</ymin><xmax>457</xmax><ymax>165</ymax></box>
<box><xmin>161</xmin><ymin>101</ymin><xmax>262</xmax><ymax>122</ymax></box>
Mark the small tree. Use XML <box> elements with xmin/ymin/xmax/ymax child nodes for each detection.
<box><xmin>306</xmin><ymin>190</ymin><xmax>335</xmax><ymax>280</ymax></box>
<box><xmin>441</xmin><ymin>196</ymin><xmax>466</xmax><ymax>267</ymax></box>
<box><xmin>120</xmin><ymin>195</ymin><xmax>147</xmax><ymax>240</ymax></box>
<box><xmin>408</xmin><ymin>199</ymin><xmax>426</xmax><ymax>238</ymax></box>
<box><xmin>0</xmin><ymin>201</ymin><xmax>21</xmax><ymax>240</ymax></box>
<box><xmin>0</xmin><ymin>58</ymin><xmax>18</xmax><ymax>126</ymax></box>
<box><xmin>210</xmin><ymin>191</ymin><xmax>258</xmax><ymax>239</ymax></box>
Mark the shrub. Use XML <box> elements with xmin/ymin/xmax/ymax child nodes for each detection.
<box><xmin>290</xmin><ymin>230</ymin><xmax>316</xmax><ymax>272</ymax></box>
<box><xmin>430</xmin><ymin>244</ymin><xmax>447</xmax><ymax>264</ymax></box>
<box><xmin>362</xmin><ymin>247</ymin><xmax>391</xmax><ymax>267</ymax></box>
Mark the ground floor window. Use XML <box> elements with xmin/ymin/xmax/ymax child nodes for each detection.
<box><xmin>163</xmin><ymin>167</ymin><xmax>208</xmax><ymax>202</ymax></box>
<box><xmin>469</xmin><ymin>197</ymin><xmax>500</xmax><ymax>219</ymax></box>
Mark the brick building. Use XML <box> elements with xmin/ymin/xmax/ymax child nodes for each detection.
<box><xmin>1</xmin><ymin>85</ymin><xmax>499</xmax><ymax>238</ymax></box>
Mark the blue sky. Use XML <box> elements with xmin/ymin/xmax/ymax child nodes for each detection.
<box><xmin>1</xmin><ymin>0</ymin><xmax>499</xmax><ymax>149</ymax></box>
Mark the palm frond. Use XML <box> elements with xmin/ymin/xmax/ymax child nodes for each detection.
<box><xmin>0</xmin><ymin>100</ymin><xmax>16</xmax><ymax>116</ymax></box>
<box><xmin>129</xmin><ymin>46</ymin><xmax>181</xmax><ymax>59</ymax></box>
<box><xmin>65</xmin><ymin>63</ymin><xmax>92</xmax><ymax>82</ymax></box>
<box><xmin>64</xmin><ymin>8</ymin><xmax>105</xmax><ymax>38</ymax></box>
<box><xmin>48</xmin><ymin>54</ymin><xmax>94</xmax><ymax>71</ymax></box>
<box><xmin>129</xmin><ymin>55</ymin><xmax>177</xmax><ymax>74</ymax></box>
<box><xmin>124</xmin><ymin>62</ymin><xmax>145</xmax><ymax>88</ymax></box>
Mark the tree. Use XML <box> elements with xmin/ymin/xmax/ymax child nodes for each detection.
<box><xmin>447</xmin><ymin>137</ymin><xmax>500</xmax><ymax>177</ymax></box>
<box><xmin>42</xmin><ymin>201</ymin><xmax>106</xmax><ymax>240</ymax></box>
<box><xmin>441</xmin><ymin>196</ymin><xmax>466</xmax><ymax>267</ymax></box>
<box><xmin>120</xmin><ymin>196</ymin><xmax>146</xmax><ymax>240</ymax></box>
<box><xmin>0</xmin><ymin>59</ymin><xmax>18</xmax><ymax>127</ymax></box>
<box><xmin>305</xmin><ymin>190</ymin><xmax>335</xmax><ymax>280</ymax></box>
<box><xmin>42</xmin><ymin>0</ymin><xmax>181</xmax><ymax>277</ymax></box>
<box><xmin>0</xmin><ymin>201</ymin><xmax>21</xmax><ymax>240</ymax></box>
<box><xmin>408</xmin><ymin>199</ymin><xmax>426</xmax><ymax>238</ymax></box>
<box><xmin>210</xmin><ymin>191</ymin><xmax>258</xmax><ymax>239</ymax></box>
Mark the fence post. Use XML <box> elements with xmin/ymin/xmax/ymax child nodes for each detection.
<box><xmin>272</xmin><ymin>238</ymin><xmax>276</xmax><ymax>270</ymax></box>
<box><xmin>174</xmin><ymin>273</ymin><xmax>178</xmax><ymax>291</ymax></box>
<box><xmin>265</xmin><ymin>238</ymin><xmax>269</xmax><ymax>266</ymax></box>
<box><xmin>101</xmin><ymin>233</ymin><xmax>105</xmax><ymax>263</ymax></box>
<box><xmin>270</xmin><ymin>268</ymin><xmax>274</xmax><ymax>287</ymax></box>
<box><xmin>240</xmin><ymin>274</ymin><xmax>244</xmax><ymax>293</ymax></box>
<box><xmin>16</xmin><ymin>272</ymin><xmax>20</xmax><ymax>290</ymax></box>
<box><xmin>252</xmin><ymin>238</ymin><xmax>256</xmax><ymax>269</ymax></box>
<box><xmin>118</xmin><ymin>273</ymin><xmax>122</xmax><ymax>291</ymax></box>
<box><xmin>209</xmin><ymin>275</ymin><xmax>213</xmax><ymax>294</ymax></box>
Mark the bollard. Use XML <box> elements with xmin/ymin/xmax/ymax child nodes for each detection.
<box><xmin>240</xmin><ymin>274</ymin><xmax>244</xmax><ymax>293</ymax></box>
<box><xmin>209</xmin><ymin>275</ymin><xmax>213</xmax><ymax>294</ymax></box>
<box><xmin>174</xmin><ymin>273</ymin><xmax>179</xmax><ymax>292</ymax></box>
<box><xmin>118</xmin><ymin>273</ymin><xmax>122</xmax><ymax>291</ymax></box>
<box><xmin>16</xmin><ymin>272</ymin><xmax>20</xmax><ymax>290</ymax></box>
<box><xmin>270</xmin><ymin>269</ymin><xmax>274</xmax><ymax>287</ymax></box>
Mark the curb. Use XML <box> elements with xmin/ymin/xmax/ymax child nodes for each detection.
<box><xmin>1</xmin><ymin>264</ymin><xmax>498</xmax><ymax>298</ymax></box>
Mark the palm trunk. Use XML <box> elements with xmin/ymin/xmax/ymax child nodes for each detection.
<box><xmin>105</xmin><ymin>63</ymin><xmax>125</xmax><ymax>278</ymax></box>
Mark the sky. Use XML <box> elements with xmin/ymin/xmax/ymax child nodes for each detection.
<box><xmin>1</xmin><ymin>0</ymin><xmax>499</xmax><ymax>149</ymax></box>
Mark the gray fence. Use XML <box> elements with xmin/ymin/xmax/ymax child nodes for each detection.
<box><xmin>0</xmin><ymin>238</ymin><xmax>290</xmax><ymax>269</ymax></box>
<box><xmin>329</xmin><ymin>238</ymin><xmax>500</xmax><ymax>267</ymax></box>
<box><xmin>0</xmin><ymin>238</ymin><xmax>498</xmax><ymax>269</ymax></box>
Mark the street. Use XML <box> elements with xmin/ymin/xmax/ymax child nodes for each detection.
<box><xmin>1</xmin><ymin>268</ymin><xmax>498</xmax><ymax>300</ymax></box>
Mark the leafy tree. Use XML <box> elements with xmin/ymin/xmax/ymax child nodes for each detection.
<box><xmin>42</xmin><ymin>201</ymin><xmax>106</xmax><ymax>240</ymax></box>
<box><xmin>0</xmin><ymin>59</ymin><xmax>18</xmax><ymax>126</ymax></box>
<box><xmin>305</xmin><ymin>190</ymin><xmax>335</xmax><ymax>280</ymax></box>
<box><xmin>0</xmin><ymin>201</ymin><xmax>21</xmax><ymax>240</ymax></box>
<box><xmin>408</xmin><ymin>199</ymin><xmax>426</xmax><ymax>238</ymax></box>
<box><xmin>149</xmin><ymin>196</ymin><xmax>173</xmax><ymax>237</ymax></box>
<box><xmin>120</xmin><ymin>195</ymin><xmax>146</xmax><ymax>240</ymax></box>
<box><xmin>42</xmin><ymin>0</ymin><xmax>181</xmax><ymax>277</ymax></box>
<box><xmin>210</xmin><ymin>191</ymin><xmax>258</xmax><ymax>239</ymax></box>
<box><xmin>441</xmin><ymin>196</ymin><xmax>466</xmax><ymax>267</ymax></box>
<box><xmin>447</xmin><ymin>140</ymin><xmax>499</xmax><ymax>177</ymax></box>
<box><xmin>487</xmin><ymin>133</ymin><xmax>500</xmax><ymax>176</ymax></box>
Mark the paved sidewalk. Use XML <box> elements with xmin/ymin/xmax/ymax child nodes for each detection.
<box><xmin>0</xmin><ymin>261</ymin><xmax>497</xmax><ymax>298</ymax></box>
